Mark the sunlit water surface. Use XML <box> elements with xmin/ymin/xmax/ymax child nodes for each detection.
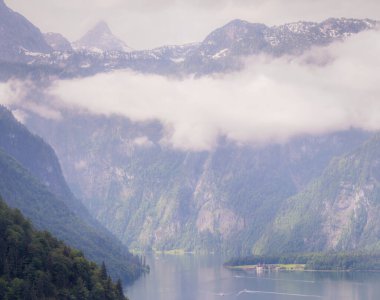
<box><xmin>125</xmin><ymin>254</ymin><xmax>380</xmax><ymax>300</ymax></box>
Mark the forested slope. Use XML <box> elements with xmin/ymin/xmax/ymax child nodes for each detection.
<box><xmin>0</xmin><ymin>198</ymin><xmax>126</xmax><ymax>300</ymax></box>
<box><xmin>0</xmin><ymin>106</ymin><xmax>144</xmax><ymax>281</ymax></box>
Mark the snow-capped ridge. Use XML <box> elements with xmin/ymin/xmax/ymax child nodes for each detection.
<box><xmin>198</xmin><ymin>17</ymin><xmax>378</xmax><ymax>61</ymax></box>
<box><xmin>44</xmin><ymin>32</ymin><xmax>73</xmax><ymax>52</ymax></box>
<box><xmin>0</xmin><ymin>2</ymin><xmax>378</xmax><ymax>77</ymax></box>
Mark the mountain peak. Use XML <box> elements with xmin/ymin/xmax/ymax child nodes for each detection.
<box><xmin>225</xmin><ymin>19</ymin><xmax>250</xmax><ymax>26</ymax></box>
<box><xmin>73</xmin><ymin>20</ymin><xmax>132</xmax><ymax>53</ymax></box>
<box><xmin>219</xmin><ymin>19</ymin><xmax>267</xmax><ymax>33</ymax></box>
<box><xmin>44</xmin><ymin>32</ymin><xmax>73</xmax><ymax>51</ymax></box>
<box><xmin>91</xmin><ymin>20</ymin><xmax>112</xmax><ymax>35</ymax></box>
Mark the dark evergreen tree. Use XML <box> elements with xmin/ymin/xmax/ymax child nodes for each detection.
<box><xmin>116</xmin><ymin>279</ymin><xmax>124</xmax><ymax>300</ymax></box>
<box><xmin>101</xmin><ymin>262</ymin><xmax>108</xmax><ymax>281</ymax></box>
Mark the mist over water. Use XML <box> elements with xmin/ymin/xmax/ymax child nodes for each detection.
<box><xmin>126</xmin><ymin>255</ymin><xmax>380</xmax><ymax>300</ymax></box>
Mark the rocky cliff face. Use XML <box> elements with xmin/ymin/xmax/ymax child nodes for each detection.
<box><xmin>25</xmin><ymin>112</ymin><xmax>371</xmax><ymax>254</ymax></box>
<box><xmin>254</xmin><ymin>134</ymin><xmax>380</xmax><ymax>254</ymax></box>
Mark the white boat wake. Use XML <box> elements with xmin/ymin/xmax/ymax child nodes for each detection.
<box><xmin>199</xmin><ymin>290</ymin><xmax>233</xmax><ymax>297</ymax></box>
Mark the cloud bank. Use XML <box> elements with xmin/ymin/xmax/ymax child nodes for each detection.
<box><xmin>0</xmin><ymin>80</ymin><xmax>62</xmax><ymax>121</ymax></box>
<box><xmin>39</xmin><ymin>30</ymin><xmax>380</xmax><ymax>151</ymax></box>
<box><xmin>1</xmin><ymin>30</ymin><xmax>379</xmax><ymax>151</ymax></box>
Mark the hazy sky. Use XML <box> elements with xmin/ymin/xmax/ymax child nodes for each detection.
<box><xmin>5</xmin><ymin>0</ymin><xmax>380</xmax><ymax>49</ymax></box>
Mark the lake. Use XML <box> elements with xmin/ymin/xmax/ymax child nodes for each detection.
<box><xmin>125</xmin><ymin>254</ymin><xmax>380</xmax><ymax>300</ymax></box>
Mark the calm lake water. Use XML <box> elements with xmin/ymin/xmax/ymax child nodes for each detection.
<box><xmin>125</xmin><ymin>254</ymin><xmax>380</xmax><ymax>300</ymax></box>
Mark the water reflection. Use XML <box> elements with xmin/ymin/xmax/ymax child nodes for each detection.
<box><xmin>125</xmin><ymin>254</ymin><xmax>380</xmax><ymax>300</ymax></box>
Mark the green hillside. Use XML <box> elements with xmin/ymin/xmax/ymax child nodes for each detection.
<box><xmin>0</xmin><ymin>197</ymin><xmax>126</xmax><ymax>300</ymax></box>
<box><xmin>0</xmin><ymin>148</ymin><xmax>142</xmax><ymax>281</ymax></box>
<box><xmin>0</xmin><ymin>106</ymin><xmax>144</xmax><ymax>281</ymax></box>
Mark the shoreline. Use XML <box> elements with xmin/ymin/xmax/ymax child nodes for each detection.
<box><xmin>226</xmin><ymin>264</ymin><xmax>380</xmax><ymax>273</ymax></box>
<box><xmin>226</xmin><ymin>264</ymin><xmax>305</xmax><ymax>271</ymax></box>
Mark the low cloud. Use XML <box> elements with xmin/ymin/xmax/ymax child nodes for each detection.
<box><xmin>0</xmin><ymin>80</ymin><xmax>62</xmax><ymax>121</ymax></box>
<box><xmin>2</xmin><ymin>30</ymin><xmax>380</xmax><ymax>151</ymax></box>
<box><xmin>133</xmin><ymin>136</ymin><xmax>154</xmax><ymax>148</ymax></box>
<box><xmin>0</xmin><ymin>80</ymin><xmax>25</xmax><ymax>106</ymax></box>
<box><xmin>45</xmin><ymin>30</ymin><xmax>380</xmax><ymax>151</ymax></box>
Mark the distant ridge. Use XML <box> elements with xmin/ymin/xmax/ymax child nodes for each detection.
<box><xmin>0</xmin><ymin>0</ymin><xmax>51</xmax><ymax>61</ymax></box>
<box><xmin>0</xmin><ymin>0</ymin><xmax>377</xmax><ymax>76</ymax></box>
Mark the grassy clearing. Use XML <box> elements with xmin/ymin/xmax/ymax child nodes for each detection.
<box><xmin>226</xmin><ymin>264</ymin><xmax>305</xmax><ymax>271</ymax></box>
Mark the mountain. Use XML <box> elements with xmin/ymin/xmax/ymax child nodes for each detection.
<box><xmin>254</xmin><ymin>134</ymin><xmax>380</xmax><ymax>254</ymax></box>
<box><xmin>34</xmin><ymin>18</ymin><xmax>378</xmax><ymax>76</ymax></box>
<box><xmin>0</xmin><ymin>0</ymin><xmax>375</xmax><ymax>78</ymax></box>
<box><xmin>73</xmin><ymin>21</ymin><xmax>132</xmax><ymax>53</ymax></box>
<box><xmin>0</xmin><ymin>105</ymin><xmax>87</xmax><ymax>218</ymax></box>
<box><xmin>0</xmin><ymin>106</ymin><xmax>144</xmax><ymax>281</ymax></box>
<box><xmin>199</xmin><ymin>18</ymin><xmax>377</xmax><ymax>58</ymax></box>
<box><xmin>9</xmin><ymin>17</ymin><xmax>374</xmax><ymax>79</ymax></box>
<box><xmin>44</xmin><ymin>32</ymin><xmax>73</xmax><ymax>51</ymax></box>
<box><xmin>1</xmin><ymin>1</ymin><xmax>380</xmax><ymax>257</ymax></box>
<box><xmin>184</xmin><ymin>18</ymin><xmax>378</xmax><ymax>74</ymax></box>
<box><xmin>25</xmin><ymin>111</ymin><xmax>372</xmax><ymax>254</ymax></box>
<box><xmin>0</xmin><ymin>107</ymin><xmax>75</xmax><ymax>206</ymax></box>
<box><xmin>0</xmin><ymin>0</ymin><xmax>51</xmax><ymax>62</ymax></box>
<box><xmin>0</xmin><ymin>198</ymin><xmax>126</xmax><ymax>300</ymax></box>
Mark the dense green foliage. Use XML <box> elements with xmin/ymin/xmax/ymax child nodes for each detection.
<box><xmin>225</xmin><ymin>252</ymin><xmax>380</xmax><ymax>271</ymax></box>
<box><xmin>225</xmin><ymin>254</ymin><xmax>310</xmax><ymax>266</ymax></box>
<box><xmin>0</xmin><ymin>106</ymin><xmax>145</xmax><ymax>281</ymax></box>
<box><xmin>0</xmin><ymin>198</ymin><xmax>127</xmax><ymax>300</ymax></box>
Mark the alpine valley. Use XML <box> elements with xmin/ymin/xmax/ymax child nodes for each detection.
<box><xmin>1</xmin><ymin>0</ymin><xmax>380</xmax><ymax>266</ymax></box>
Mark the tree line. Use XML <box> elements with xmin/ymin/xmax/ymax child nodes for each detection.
<box><xmin>225</xmin><ymin>252</ymin><xmax>380</xmax><ymax>271</ymax></box>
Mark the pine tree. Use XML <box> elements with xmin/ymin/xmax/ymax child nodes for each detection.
<box><xmin>116</xmin><ymin>279</ymin><xmax>124</xmax><ymax>300</ymax></box>
<box><xmin>74</xmin><ymin>278</ymin><xmax>90</xmax><ymax>300</ymax></box>
<box><xmin>100</xmin><ymin>262</ymin><xmax>108</xmax><ymax>281</ymax></box>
